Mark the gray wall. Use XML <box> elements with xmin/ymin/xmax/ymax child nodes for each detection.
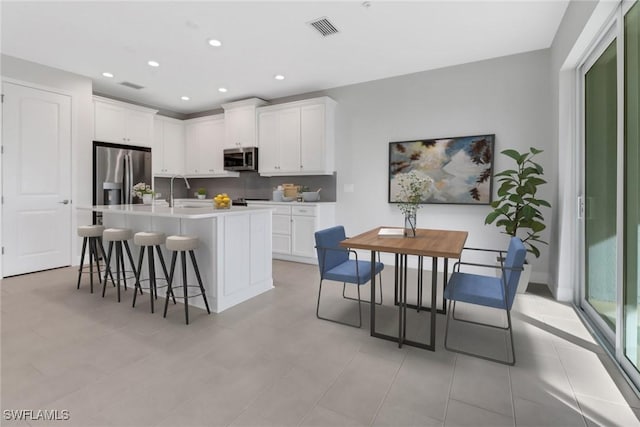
<box><xmin>155</xmin><ymin>173</ymin><xmax>336</xmax><ymax>202</ymax></box>
<box><xmin>310</xmin><ymin>49</ymin><xmax>554</xmax><ymax>282</ymax></box>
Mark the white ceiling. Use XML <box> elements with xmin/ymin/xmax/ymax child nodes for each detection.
<box><xmin>1</xmin><ymin>1</ymin><xmax>569</xmax><ymax>114</ymax></box>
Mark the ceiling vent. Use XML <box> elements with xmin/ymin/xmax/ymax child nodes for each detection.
<box><xmin>308</xmin><ymin>17</ymin><xmax>339</xmax><ymax>37</ymax></box>
<box><xmin>119</xmin><ymin>81</ymin><xmax>145</xmax><ymax>90</ymax></box>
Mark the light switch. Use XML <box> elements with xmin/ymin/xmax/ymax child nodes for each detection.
<box><xmin>344</xmin><ymin>184</ymin><xmax>354</xmax><ymax>193</ymax></box>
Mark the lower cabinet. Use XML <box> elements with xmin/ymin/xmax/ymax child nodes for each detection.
<box><xmin>246</xmin><ymin>202</ymin><xmax>336</xmax><ymax>264</ymax></box>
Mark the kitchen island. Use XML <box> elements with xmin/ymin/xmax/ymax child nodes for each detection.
<box><xmin>78</xmin><ymin>204</ymin><xmax>273</xmax><ymax>313</ymax></box>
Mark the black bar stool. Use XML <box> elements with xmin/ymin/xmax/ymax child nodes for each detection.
<box><xmin>162</xmin><ymin>235</ymin><xmax>211</xmax><ymax>324</ymax></box>
<box><xmin>76</xmin><ymin>225</ymin><xmax>108</xmax><ymax>293</ymax></box>
<box><xmin>101</xmin><ymin>228</ymin><xmax>137</xmax><ymax>302</ymax></box>
<box><xmin>132</xmin><ymin>231</ymin><xmax>173</xmax><ymax>313</ymax></box>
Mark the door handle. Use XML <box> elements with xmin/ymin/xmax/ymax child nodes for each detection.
<box><xmin>59</xmin><ymin>200</ymin><xmax>70</xmax><ymax>205</ymax></box>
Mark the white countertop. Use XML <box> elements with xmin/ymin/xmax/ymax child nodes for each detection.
<box><xmin>245</xmin><ymin>200</ymin><xmax>336</xmax><ymax>205</ymax></box>
<box><xmin>78</xmin><ymin>204</ymin><xmax>271</xmax><ymax>219</ymax></box>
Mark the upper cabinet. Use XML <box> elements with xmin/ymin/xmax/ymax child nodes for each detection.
<box><xmin>184</xmin><ymin>115</ymin><xmax>237</xmax><ymax>177</ymax></box>
<box><xmin>153</xmin><ymin>116</ymin><xmax>184</xmax><ymax>176</ymax></box>
<box><xmin>222</xmin><ymin>98</ymin><xmax>268</xmax><ymax>149</ymax></box>
<box><xmin>257</xmin><ymin>97</ymin><xmax>336</xmax><ymax>176</ymax></box>
<box><xmin>93</xmin><ymin>96</ymin><xmax>157</xmax><ymax>147</ymax></box>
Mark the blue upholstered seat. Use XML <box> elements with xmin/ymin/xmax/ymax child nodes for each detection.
<box><xmin>314</xmin><ymin>226</ymin><xmax>384</xmax><ymax>328</ymax></box>
<box><xmin>444</xmin><ymin>237</ymin><xmax>526</xmax><ymax>365</ymax></box>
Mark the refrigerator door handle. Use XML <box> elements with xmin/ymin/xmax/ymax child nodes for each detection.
<box><xmin>124</xmin><ymin>154</ymin><xmax>131</xmax><ymax>204</ymax></box>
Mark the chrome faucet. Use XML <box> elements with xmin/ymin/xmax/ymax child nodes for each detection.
<box><xmin>169</xmin><ymin>175</ymin><xmax>191</xmax><ymax>207</ymax></box>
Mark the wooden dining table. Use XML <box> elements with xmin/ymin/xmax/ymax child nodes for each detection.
<box><xmin>341</xmin><ymin>227</ymin><xmax>468</xmax><ymax>351</ymax></box>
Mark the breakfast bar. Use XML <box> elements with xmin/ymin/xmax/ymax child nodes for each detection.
<box><xmin>78</xmin><ymin>204</ymin><xmax>273</xmax><ymax>313</ymax></box>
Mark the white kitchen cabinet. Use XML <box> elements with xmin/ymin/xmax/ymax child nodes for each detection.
<box><xmin>153</xmin><ymin>116</ymin><xmax>184</xmax><ymax>176</ymax></box>
<box><xmin>257</xmin><ymin>97</ymin><xmax>336</xmax><ymax>176</ymax></box>
<box><xmin>291</xmin><ymin>206</ymin><xmax>317</xmax><ymax>258</ymax></box>
<box><xmin>258</xmin><ymin>107</ymin><xmax>301</xmax><ymax>174</ymax></box>
<box><xmin>222</xmin><ymin>98</ymin><xmax>268</xmax><ymax>149</ymax></box>
<box><xmin>94</xmin><ymin>96</ymin><xmax>157</xmax><ymax>147</ymax></box>
<box><xmin>271</xmin><ymin>205</ymin><xmax>292</xmax><ymax>254</ymax></box>
<box><xmin>184</xmin><ymin>115</ymin><xmax>230</xmax><ymax>176</ymax></box>
<box><xmin>246</xmin><ymin>201</ymin><xmax>336</xmax><ymax>264</ymax></box>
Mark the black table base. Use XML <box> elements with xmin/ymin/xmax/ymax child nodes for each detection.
<box><xmin>370</xmin><ymin>252</ymin><xmax>451</xmax><ymax>351</ymax></box>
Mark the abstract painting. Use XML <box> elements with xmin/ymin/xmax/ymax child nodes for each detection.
<box><xmin>388</xmin><ymin>134</ymin><xmax>494</xmax><ymax>205</ymax></box>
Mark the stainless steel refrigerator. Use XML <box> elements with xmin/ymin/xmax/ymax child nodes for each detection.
<box><xmin>93</xmin><ymin>141</ymin><xmax>152</xmax><ymax>221</ymax></box>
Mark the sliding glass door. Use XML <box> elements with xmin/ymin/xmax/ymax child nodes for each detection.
<box><xmin>582</xmin><ymin>33</ymin><xmax>618</xmax><ymax>343</ymax></box>
<box><xmin>624</xmin><ymin>1</ymin><xmax>640</xmax><ymax>371</ymax></box>
<box><xmin>580</xmin><ymin>1</ymin><xmax>640</xmax><ymax>386</ymax></box>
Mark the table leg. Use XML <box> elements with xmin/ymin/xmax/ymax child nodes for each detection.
<box><xmin>431</xmin><ymin>257</ymin><xmax>438</xmax><ymax>348</ymax></box>
<box><xmin>403</xmin><ymin>254</ymin><xmax>409</xmax><ymax>343</ymax></box>
<box><xmin>370</xmin><ymin>250</ymin><xmax>376</xmax><ymax>337</ymax></box>
<box><xmin>417</xmin><ymin>256</ymin><xmax>423</xmax><ymax>313</ymax></box>
<box><xmin>442</xmin><ymin>258</ymin><xmax>449</xmax><ymax>314</ymax></box>
<box><xmin>398</xmin><ymin>254</ymin><xmax>405</xmax><ymax>348</ymax></box>
<box><xmin>394</xmin><ymin>253</ymin><xmax>399</xmax><ymax>306</ymax></box>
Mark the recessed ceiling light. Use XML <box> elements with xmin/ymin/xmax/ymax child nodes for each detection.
<box><xmin>274</xmin><ymin>74</ymin><xmax>285</xmax><ymax>80</ymax></box>
<box><xmin>181</xmin><ymin>96</ymin><xmax>190</xmax><ymax>101</ymax></box>
<box><xmin>208</xmin><ymin>39</ymin><xmax>222</xmax><ymax>47</ymax></box>
<box><xmin>218</xmin><ymin>87</ymin><xmax>228</xmax><ymax>93</ymax></box>
<box><xmin>147</xmin><ymin>60</ymin><xmax>160</xmax><ymax>67</ymax></box>
<box><xmin>102</xmin><ymin>72</ymin><xmax>114</xmax><ymax>78</ymax></box>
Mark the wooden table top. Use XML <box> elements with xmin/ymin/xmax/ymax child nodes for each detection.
<box><xmin>341</xmin><ymin>227</ymin><xmax>468</xmax><ymax>259</ymax></box>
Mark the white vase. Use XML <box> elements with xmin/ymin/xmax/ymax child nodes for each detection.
<box><xmin>197</xmin><ymin>194</ymin><xmax>206</xmax><ymax>200</ymax></box>
<box><xmin>142</xmin><ymin>194</ymin><xmax>153</xmax><ymax>205</ymax></box>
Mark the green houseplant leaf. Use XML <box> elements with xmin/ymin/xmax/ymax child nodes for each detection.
<box><xmin>485</xmin><ymin>147</ymin><xmax>550</xmax><ymax>258</ymax></box>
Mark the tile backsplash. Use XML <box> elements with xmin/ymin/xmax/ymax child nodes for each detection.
<box><xmin>154</xmin><ymin>172</ymin><xmax>336</xmax><ymax>202</ymax></box>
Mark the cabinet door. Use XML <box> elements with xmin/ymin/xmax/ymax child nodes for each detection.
<box><xmin>223</xmin><ymin>215</ymin><xmax>251</xmax><ymax>296</ymax></box>
<box><xmin>225</xmin><ymin>107</ymin><xmax>255</xmax><ymax>148</ymax></box>
<box><xmin>94</xmin><ymin>101</ymin><xmax>126</xmax><ymax>143</ymax></box>
<box><xmin>125</xmin><ymin>109</ymin><xmax>154</xmax><ymax>146</ymax></box>
<box><xmin>300</xmin><ymin>104</ymin><xmax>325</xmax><ymax>173</ymax></box>
<box><xmin>162</xmin><ymin>120</ymin><xmax>184</xmax><ymax>174</ymax></box>
<box><xmin>152</xmin><ymin>120</ymin><xmax>164</xmax><ymax>173</ymax></box>
<box><xmin>278</xmin><ymin>108</ymin><xmax>301</xmax><ymax>173</ymax></box>
<box><xmin>208</xmin><ymin>119</ymin><xmax>225</xmax><ymax>173</ymax></box>
<box><xmin>184</xmin><ymin>122</ymin><xmax>199</xmax><ymax>174</ymax></box>
<box><xmin>185</xmin><ymin>121</ymin><xmax>207</xmax><ymax>174</ymax></box>
<box><xmin>273</xmin><ymin>234</ymin><xmax>292</xmax><ymax>255</ymax></box>
<box><xmin>272</xmin><ymin>213</ymin><xmax>291</xmax><ymax>235</ymax></box>
<box><xmin>258</xmin><ymin>111</ymin><xmax>280</xmax><ymax>174</ymax></box>
<box><xmin>291</xmin><ymin>215</ymin><xmax>317</xmax><ymax>258</ymax></box>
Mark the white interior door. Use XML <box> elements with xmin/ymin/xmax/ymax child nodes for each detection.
<box><xmin>2</xmin><ymin>82</ymin><xmax>72</xmax><ymax>277</ymax></box>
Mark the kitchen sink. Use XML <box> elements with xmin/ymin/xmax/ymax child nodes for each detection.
<box><xmin>175</xmin><ymin>204</ymin><xmax>212</xmax><ymax>209</ymax></box>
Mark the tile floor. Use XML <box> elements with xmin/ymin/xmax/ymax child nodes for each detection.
<box><xmin>1</xmin><ymin>260</ymin><xmax>640</xmax><ymax>426</ymax></box>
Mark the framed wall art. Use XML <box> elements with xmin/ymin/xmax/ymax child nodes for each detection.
<box><xmin>388</xmin><ymin>134</ymin><xmax>494</xmax><ymax>205</ymax></box>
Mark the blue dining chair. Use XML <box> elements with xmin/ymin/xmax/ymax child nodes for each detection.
<box><xmin>443</xmin><ymin>237</ymin><xmax>526</xmax><ymax>365</ymax></box>
<box><xmin>315</xmin><ymin>226</ymin><xmax>384</xmax><ymax>328</ymax></box>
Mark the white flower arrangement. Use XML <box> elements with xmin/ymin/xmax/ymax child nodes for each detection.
<box><xmin>395</xmin><ymin>170</ymin><xmax>434</xmax><ymax>217</ymax></box>
<box><xmin>132</xmin><ymin>182</ymin><xmax>153</xmax><ymax>197</ymax></box>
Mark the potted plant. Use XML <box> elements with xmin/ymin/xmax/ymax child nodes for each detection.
<box><xmin>196</xmin><ymin>188</ymin><xmax>207</xmax><ymax>200</ymax></box>
<box><xmin>133</xmin><ymin>182</ymin><xmax>154</xmax><ymax>204</ymax></box>
<box><xmin>484</xmin><ymin>147</ymin><xmax>550</xmax><ymax>292</ymax></box>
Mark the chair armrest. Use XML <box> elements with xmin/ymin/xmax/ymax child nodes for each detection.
<box><xmin>453</xmin><ymin>260</ymin><xmax>524</xmax><ymax>273</ymax></box>
<box><xmin>315</xmin><ymin>245</ymin><xmax>358</xmax><ymax>258</ymax></box>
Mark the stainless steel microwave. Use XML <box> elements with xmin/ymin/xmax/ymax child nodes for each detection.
<box><xmin>223</xmin><ymin>147</ymin><xmax>258</xmax><ymax>171</ymax></box>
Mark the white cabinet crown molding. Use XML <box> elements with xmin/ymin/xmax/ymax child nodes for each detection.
<box><xmin>256</xmin><ymin>96</ymin><xmax>336</xmax><ymax>113</ymax></box>
<box><xmin>221</xmin><ymin>97</ymin><xmax>268</xmax><ymax>110</ymax></box>
<box><xmin>93</xmin><ymin>95</ymin><xmax>158</xmax><ymax>115</ymax></box>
